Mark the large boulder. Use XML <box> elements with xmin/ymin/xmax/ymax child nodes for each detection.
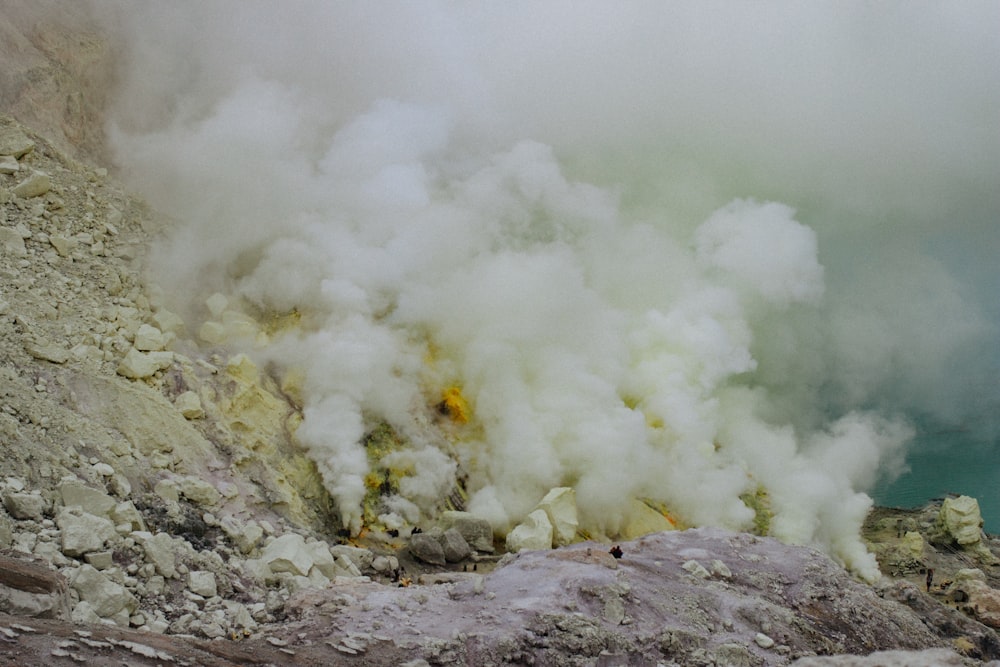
<box><xmin>71</xmin><ymin>565</ymin><xmax>136</xmax><ymax>623</ymax></box>
<box><xmin>506</xmin><ymin>509</ymin><xmax>553</xmax><ymax>552</ymax></box>
<box><xmin>56</xmin><ymin>507</ymin><xmax>117</xmax><ymax>557</ymax></box>
<box><xmin>535</xmin><ymin>487</ymin><xmax>579</xmax><ymax>547</ymax></box>
<box><xmin>937</xmin><ymin>495</ymin><xmax>984</xmax><ymax>545</ymax></box>
<box><xmin>261</xmin><ymin>533</ymin><xmax>314</xmax><ymax>576</ymax></box>
<box><xmin>439</xmin><ymin>511</ymin><xmax>494</xmax><ymax>553</ymax></box>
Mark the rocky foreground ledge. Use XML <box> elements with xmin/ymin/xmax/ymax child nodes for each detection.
<box><xmin>1</xmin><ymin>526</ymin><xmax>999</xmax><ymax>666</ymax></box>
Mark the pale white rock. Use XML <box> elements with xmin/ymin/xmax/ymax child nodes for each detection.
<box><xmin>71</xmin><ymin>600</ymin><xmax>103</xmax><ymax>625</ymax></box>
<box><xmin>175</xmin><ymin>391</ymin><xmax>204</xmax><ymax>419</ymax></box>
<box><xmin>133</xmin><ymin>324</ymin><xmax>167</xmax><ymax>351</ymax></box>
<box><xmin>0</xmin><ymin>227</ymin><xmax>27</xmax><ymax>257</ymax></box>
<box><xmin>535</xmin><ymin>487</ymin><xmax>579</xmax><ymax>547</ymax></box>
<box><xmin>177</xmin><ymin>476</ymin><xmax>220</xmax><ymax>507</ymax></box>
<box><xmin>262</xmin><ymin>533</ymin><xmax>314</xmax><ymax>576</ymax></box>
<box><xmin>137</xmin><ymin>532</ymin><xmax>177</xmax><ymax>578</ymax></box>
<box><xmin>334</xmin><ymin>553</ymin><xmax>363</xmax><ymax>578</ymax></box>
<box><xmin>755</xmin><ymin>632</ymin><xmax>775</xmax><ymax>649</ymax></box>
<box><xmin>3</xmin><ymin>492</ymin><xmax>46</xmax><ymax>520</ymax></box>
<box><xmin>153</xmin><ymin>479</ymin><xmax>180</xmax><ymax>503</ymax></box>
<box><xmin>24</xmin><ymin>341</ymin><xmax>69</xmax><ymax>364</ymax></box>
<box><xmin>59</xmin><ymin>478</ymin><xmax>116</xmax><ymax>517</ymax></box>
<box><xmin>505</xmin><ymin>509</ymin><xmax>553</xmax><ymax>553</ymax></box>
<box><xmin>205</xmin><ymin>293</ymin><xmax>229</xmax><ymax>317</ymax></box>
<box><xmin>682</xmin><ymin>559</ymin><xmax>711</xmax><ymax>578</ymax></box>
<box><xmin>13</xmin><ymin>170</ymin><xmax>50</xmax><ymax>198</ymax></box>
<box><xmin>331</xmin><ymin>545</ymin><xmax>375</xmax><ymax>573</ymax></box>
<box><xmin>0</xmin><ymin>156</ymin><xmax>18</xmax><ymax>175</ymax></box>
<box><xmin>56</xmin><ymin>507</ymin><xmax>117</xmax><ymax>557</ymax></box>
<box><xmin>938</xmin><ymin>495</ymin><xmax>984</xmax><ymax>546</ymax></box>
<box><xmin>93</xmin><ymin>462</ymin><xmax>115</xmax><ymax>477</ymax></box>
<box><xmin>188</xmin><ymin>571</ymin><xmax>217</xmax><ymax>597</ymax></box>
<box><xmin>198</xmin><ymin>321</ymin><xmax>227</xmax><ymax>345</ymax></box>
<box><xmin>304</xmin><ymin>540</ymin><xmax>337</xmax><ymax>579</ymax></box>
<box><xmin>49</xmin><ymin>234</ymin><xmax>76</xmax><ymax>257</ymax></box>
<box><xmin>439</xmin><ymin>511</ymin><xmax>494</xmax><ymax>553</ymax></box>
<box><xmin>84</xmin><ymin>551</ymin><xmax>115</xmax><ymax>570</ymax></box>
<box><xmin>71</xmin><ymin>565</ymin><xmax>136</xmax><ymax>619</ymax></box>
<box><xmin>0</xmin><ymin>128</ymin><xmax>34</xmax><ymax>157</ymax></box>
<box><xmin>152</xmin><ymin>309</ymin><xmax>185</xmax><ymax>335</ymax></box>
<box><xmin>111</xmin><ymin>501</ymin><xmax>146</xmax><ymax>532</ymax></box>
<box><xmin>117</xmin><ymin>348</ymin><xmax>174</xmax><ymax>379</ymax></box>
<box><xmin>220</xmin><ymin>515</ymin><xmax>264</xmax><ymax>554</ymax></box>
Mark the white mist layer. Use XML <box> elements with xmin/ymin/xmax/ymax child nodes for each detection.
<box><xmin>100</xmin><ymin>2</ymin><xmax>1000</xmax><ymax>580</ymax></box>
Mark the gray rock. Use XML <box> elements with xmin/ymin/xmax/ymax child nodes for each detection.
<box><xmin>59</xmin><ymin>479</ymin><xmax>116</xmax><ymax>518</ymax></box>
<box><xmin>134</xmin><ymin>531</ymin><xmax>177</xmax><ymax>578</ymax></box>
<box><xmin>441</xmin><ymin>528</ymin><xmax>472</xmax><ymax>563</ymax></box>
<box><xmin>262</xmin><ymin>533</ymin><xmax>313</xmax><ymax>576</ymax></box>
<box><xmin>13</xmin><ymin>170</ymin><xmax>50</xmax><ymax>198</ymax></box>
<box><xmin>56</xmin><ymin>507</ymin><xmax>117</xmax><ymax>556</ymax></box>
<box><xmin>0</xmin><ymin>128</ymin><xmax>34</xmax><ymax>158</ymax></box>
<box><xmin>71</xmin><ymin>564</ymin><xmax>136</xmax><ymax>619</ymax></box>
<box><xmin>3</xmin><ymin>491</ymin><xmax>46</xmax><ymax>520</ymax></box>
<box><xmin>331</xmin><ymin>544</ymin><xmax>375</xmax><ymax>573</ymax></box>
<box><xmin>409</xmin><ymin>532</ymin><xmax>446</xmax><ymax>566</ymax></box>
<box><xmin>188</xmin><ymin>570</ymin><xmax>217</xmax><ymax>597</ymax></box>
<box><xmin>439</xmin><ymin>511</ymin><xmax>494</xmax><ymax>553</ymax></box>
<box><xmin>0</xmin><ymin>155</ymin><xmax>18</xmax><ymax>175</ymax></box>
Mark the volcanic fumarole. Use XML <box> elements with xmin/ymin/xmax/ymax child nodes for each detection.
<box><xmin>95</xmin><ymin>2</ymin><xmax>999</xmax><ymax>581</ymax></box>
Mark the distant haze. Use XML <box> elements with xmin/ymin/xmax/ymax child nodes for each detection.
<box><xmin>98</xmin><ymin>1</ymin><xmax>1000</xmax><ymax>580</ymax></box>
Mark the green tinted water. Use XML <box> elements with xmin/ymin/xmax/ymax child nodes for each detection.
<box><xmin>873</xmin><ymin>430</ymin><xmax>1000</xmax><ymax>534</ymax></box>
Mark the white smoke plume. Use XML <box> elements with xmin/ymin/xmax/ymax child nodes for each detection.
<box><xmin>97</xmin><ymin>1</ymin><xmax>999</xmax><ymax>579</ymax></box>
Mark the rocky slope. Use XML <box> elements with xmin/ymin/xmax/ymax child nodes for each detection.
<box><xmin>2</xmin><ymin>4</ymin><xmax>1000</xmax><ymax>665</ymax></box>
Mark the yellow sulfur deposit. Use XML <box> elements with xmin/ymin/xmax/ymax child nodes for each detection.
<box><xmin>439</xmin><ymin>386</ymin><xmax>470</xmax><ymax>423</ymax></box>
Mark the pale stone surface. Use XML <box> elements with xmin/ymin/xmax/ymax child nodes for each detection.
<box><xmin>205</xmin><ymin>292</ymin><xmax>228</xmax><ymax>317</ymax></box>
<box><xmin>0</xmin><ymin>128</ymin><xmax>34</xmax><ymax>157</ymax></box>
<box><xmin>3</xmin><ymin>492</ymin><xmax>46</xmax><ymax>520</ymax></box>
<box><xmin>439</xmin><ymin>510</ymin><xmax>494</xmax><ymax>553</ymax></box>
<box><xmin>938</xmin><ymin>495</ymin><xmax>984</xmax><ymax>545</ymax></box>
<box><xmin>619</xmin><ymin>498</ymin><xmax>677</xmax><ymax>539</ymax></box>
<box><xmin>117</xmin><ymin>348</ymin><xmax>174</xmax><ymax>379</ymax></box>
<box><xmin>152</xmin><ymin>308</ymin><xmax>185</xmax><ymax>334</ymax></box>
<box><xmin>188</xmin><ymin>571</ymin><xmax>217</xmax><ymax>597</ymax></box>
<box><xmin>262</xmin><ymin>533</ymin><xmax>313</xmax><ymax>576</ymax></box>
<box><xmin>304</xmin><ymin>540</ymin><xmax>336</xmax><ymax>579</ymax></box>
<box><xmin>59</xmin><ymin>478</ymin><xmax>116</xmax><ymax>517</ymax></box>
<box><xmin>134</xmin><ymin>323</ymin><xmax>167</xmax><ymax>351</ymax></box>
<box><xmin>505</xmin><ymin>509</ymin><xmax>553</xmax><ymax>552</ymax></box>
<box><xmin>111</xmin><ymin>501</ymin><xmax>146</xmax><ymax>532</ymax></box>
<box><xmin>441</xmin><ymin>528</ymin><xmax>472</xmax><ymax>563</ymax></box>
<box><xmin>535</xmin><ymin>487</ymin><xmax>578</xmax><ymax>547</ymax></box>
<box><xmin>137</xmin><ymin>531</ymin><xmax>178</xmax><ymax>578</ymax></box>
<box><xmin>177</xmin><ymin>476</ymin><xmax>220</xmax><ymax>506</ymax></box>
<box><xmin>198</xmin><ymin>320</ymin><xmax>227</xmax><ymax>344</ymax></box>
<box><xmin>24</xmin><ymin>341</ymin><xmax>70</xmax><ymax>364</ymax></box>
<box><xmin>331</xmin><ymin>544</ymin><xmax>375</xmax><ymax>573</ymax></box>
<box><xmin>71</xmin><ymin>564</ymin><xmax>136</xmax><ymax>619</ymax></box>
<box><xmin>0</xmin><ymin>226</ymin><xmax>27</xmax><ymax>256</ymax></box>
<box><xmin>13</xmin><ymin>170</ymin><xmax>50</xmax><ymax>198</ymax></box>
<box><xmin>56</xmin><ymin>507</ymin><xmax>117</xmax><ymax>556</ymax></box>
<box><xmin>175</xmin><ymin>390</ymin><xmax>204</xmax><ymax>419</ymax></box>
<box><xmin>409</xmin><ymin>532</ymin><xmax>446</xmax><ymax>566</ymax></box>
<box><xmin>0</xmin><ymin>155</ymin><xmax>18</xmax><ymax>174</ymax></box>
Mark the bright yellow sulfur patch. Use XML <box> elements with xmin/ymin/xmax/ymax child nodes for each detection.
<box><xmin>438</xmin><ymin>386</ymin><xmax>470</xmax><ymax>423</ymax></box>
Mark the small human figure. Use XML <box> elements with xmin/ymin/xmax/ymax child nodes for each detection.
<box><xmin>926</xmin><ymin>568</ymin><xmax>934</xmax><ymax>592</ymax></box>
<box><xmin>609</xmin><ymin>545</ymin><xmax>623</xmax><ymax>559</ymax></box>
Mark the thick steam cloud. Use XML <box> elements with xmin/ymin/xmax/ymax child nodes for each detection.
<box><xmin>101</xmin><ymin>2</ymin><xmax>1000</xmax><ymax>580</ymax></box>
